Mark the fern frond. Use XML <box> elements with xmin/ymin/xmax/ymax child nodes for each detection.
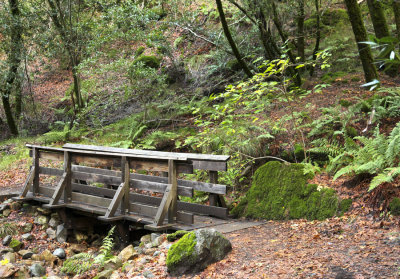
<box><xmin>369</xmin><ymin>167</ymin><xmax>400</xmax><ymax>191</ymax></box>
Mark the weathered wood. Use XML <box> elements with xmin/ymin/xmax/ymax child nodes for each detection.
<box><xmin>192</xmin><ymin>160</ymin><xmax>227</xmax><ymax>172</ymax></box>
<box><xmin>168</xmin><ymin>160</ymin><xmax>178</xmax><ymax>224</ymax></box>
<box><xmin>26</xmin><ymin>144</ymin><xmax>64</xmax><ymax>153</ymax></box>
<box><xmin>73</xmin><ymin>154</ymin><xmax>119</xmax><ymax>168</ymax></box>
<box><xmin>131</xmin><ymin>179</ymin><xmax>193</xmax><ymax>197</ymax></box>
<box><xmin>32</xmin><ymin>148</ymin><xmax>39</xmax><ymax>195</ymax></box>
<box><xmin>209</xmin><ymin>171</ymin><xmax>218</xmax><ymax>206</ymax></box>
<box><xmin>38</xmin><ymin>186</ymin><xmax>55</xmax><ymax>197</ymax></box>
<box><xmin>39</xmin><ymin>167</ymin><xmax>63</xmax><ymax>176</ymax></box>
<box><xmin>130</xmin><ymin>193</ymin><xmax>228</xmax><ymax>219</ymax></box>
<box><xmin>153</xmin><ymin>184</ymin><xmax>173</xmax><ymax>226</ymax></box>
<box><xmin>20</xmin><ymin>167</ymin><xmax>35</xmax><ymax>198</ymax></box>
<box><xmin>29</xmin><ymin>149</ymin><xmax>64</xmax><ymax>161</ymax></box>
<box><xmin>105</xmin><ymin>183</ymin><xmax>126</xmax><ymax>218</ymax></box>
<box><xmin>63</xmin><ymin>151</ymin><xmax>72</xmax><ymax>203</ymax></box>
<box><xmin>72</xmin><ymin>192</ymin><xmax>111</xmax><ymax>208</ymax></box>
<box><xmin>49</xmin><ymin>173</ymin><xmax>67</xmax><ymax>205</ymax></box>
<box><xmin>72</xmin><ymin>171</ymin><xmax>121</xmax><ymax>185</ymax></box>
<box><xmin>144</xmin><ymin>223</ymin><xmax>172</xmax><ymax>231</ymax></box>
<box><xmin>57</xmin><ymin>165</ymin><xmax>223</xmax><ymax>194</ymax></box>
<box><xmin>129</xmin><ymin>202</ymin><xmax>193</xmax><ymax>224</ymax></box>
<box><xmin>122</xmin><ymin>157</ymin><xmax>130</xmax><ymax>214</ymax></box>
<box><xmin>63</xmin><ymin>143</ymin><xmax>230</xmax><ymax>162</ymax></box>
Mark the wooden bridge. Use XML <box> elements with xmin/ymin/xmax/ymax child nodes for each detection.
<box><xmin>15</xmin><ymin>144</ymin><xmax>230</xmax><ymax>231</ymax></box>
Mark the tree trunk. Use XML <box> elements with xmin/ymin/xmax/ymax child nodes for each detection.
<box><xmin>393</xmin><ymin>1</ymin><xmax>400</xmax><ymax>45</ymax></box>
<box><xmin>215</xmin><ymin>0</ymin><xmax>253</xmax><ymax>78</ymax></box>
<box><xmin>367</xmin><ymin>0</ymin><xmax>390</xmax><ymax>39</ymax></box>
<box><xmin>1</xmin><ymin>0</ymin><xmax>23</xmax><ymax>136</ymax></box>
<box><xmin>344</xmin><ymin>0</ymin><xmax>378</xmax><ymax>82</ymax></box>
<box><xmin>309</xmin><ymin>0</ymin><xmax>321</xmax><ymax>76</ymax></box>
<box><xmin>14</xmin><ymin>74</ymin><xmax>22</xmax><ymax>118</ymax></box>
<box><xmin>297</xmin><ymin>0</ymin><xmax>305</xmax><ymax>62</ymax></box>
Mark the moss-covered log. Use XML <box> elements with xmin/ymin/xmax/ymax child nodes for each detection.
<box><xmin>344</xmin><ymin>0</ymin><xmax>378</xmax><ymax>82</ymax></box>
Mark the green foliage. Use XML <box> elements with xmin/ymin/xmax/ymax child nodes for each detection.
<box><xmin>166</xmin><ymin>232</ymin><xmax>197</xmax><ymax>268</ymax></box>
<box><xmin>332</xmin><ymin>123</ymin><xmax>400</xmax><ymax>191</ymax></box>
<box><xmin>94</xmin><ymin>226</ymin><xmax>116</xmax><ymax>267</ymax></box>
<box><xmin>389</xmin><ymin>198</ymin><xmax>400</xmax><ymax>216</ymax></box>
<box><xmin>133</xmin><ymin>55</ymin><xmax>161</xmax><ymax>69</ymax></box>
<box><xmin>61</xmin><ymin>253</ymin><xmax>94</xmax><ymax>275</ymax></box>
<box><xmin>232</xmin><ymin>161</ymin><xmax>343</xmax><ymax>220</ymax></box>
<box><xmin>167</xmin><ymin>230</ymin><xmax>189</xmax><ymax>242</ymax></box>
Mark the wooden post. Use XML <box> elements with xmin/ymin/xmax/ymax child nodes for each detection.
<box><xmin>20</xmin><ymin>167</ymin><xmax>35</xmax><ymax>198</ymax></box>
<box><xmin>168</xmin><ymin>159</ymin><xmax>177</xmax><ymax>223</ymax></box>
<box><xmin>121</xmin><ymin>157</ymin><xmax>130</xmax><ymax>214</ymax></box>
<box><xmin>209</xmin><ymin>171</ymin><xmax>218</xmax><ymax>206</ymax></box>
<box><xmin>32</xmin><ymin>148</ymin><xmax>39</xmax><ymax>196</ymax></box>
<box><xmin>63</xmin><ymin>151</ymin><xmax>72</xmax><ymax>203</ymax></box>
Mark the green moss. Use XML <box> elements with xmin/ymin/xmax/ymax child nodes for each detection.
<box><xmin>321</xmin><ymin>9</ymin><xmax>348</xmax><ymax>26</ymax></box>
<box><xmin>135</xmin><ymin>46</ymin><xmax>145</xmax><ymax>57</ymax></box>
<box><xmin>166</xmin><ymin>232</ymin><xmax>197</xmax><ymax>269</ymax></box>
<box><xmin>232</xmin><ymin>162</ymin><xmax>343</xmax><ymax>220</ymax></box>
<box><xmin>338</xmin><ymin>198</ymin><xmax>353</xmax><ymax>216</ymax></box>
<box><xmin>167</xmin><ymin>230</ymin><xmax>189</xmax><ymax>242</ymax></box>
<box><xmin>133</xmin><ymin>55</ymin><xmax>161</xmax><ymax>69</ymax></box>
<box><xmin>9</xmin><ymin>239</ymin><xmax>22</xmax><ymax>251</ymax></box>
<box><xmin>390</xmin><ymin>197</ymin><xmax>400</xmax><ymax>216</ymax></box>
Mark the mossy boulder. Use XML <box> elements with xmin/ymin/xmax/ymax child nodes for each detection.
<box><xmin>232</xmin><ymin>161</ymin><xmax>348</xmax><ymax>220</ymax></box>
<box><xmin>167</xmin><ymin>230</ymin><xmax>189</xmax><ymax>242</ymax></box>
<box><xmin>321</xmin><ymin>9</ymin><xmax>348</xmax><ymax>26</ymax></box>
<box><xmin>133</xmin><ymin>55</ymin><xmax>161</xmax><ymax>69</ymax></box>
<box><xmin>9</xmin><ymin>239</ymin><xmax>22</xmax><ymax>252</ymax></box>
<box><xmin>166</xmin><ymin>229</ymin><xmax>232</xmax><ymax>276</ymax></box>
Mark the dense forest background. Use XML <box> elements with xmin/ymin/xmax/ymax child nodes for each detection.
<box><xmin>1</xmin><ymin>0</ymin><xmax>400</xmax><ymax>213</ymax></box>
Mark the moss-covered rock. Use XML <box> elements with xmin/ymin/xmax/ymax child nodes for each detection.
<box><xmin>321</xmin><ymin>9</ymin><xmax>349</xmax><ymax>26</ymax></box>
<box><xmin>167</xmin><ymin>230</ymin><xmax>189</xmax><ymax>242</ymax></box>
<box><xmin>390</xmin><ymin>197</ymin><xmax>400</xmax><ymax>216</ymax></box>
<box><xmin>232</xmin><ymin>161</ymin><xmax>346</xmax><ymax>220</ymax></box>
<box><xmin>9</xmin><ymin>239</ymin><xmax>22</xmax><ymax>252</ymax></box>
<box><xmin>166</xmin><ymin>229</ymin><xmax>231</xmax><ymax>276</ymax></box>
<box><xmin>133</xmin><ymin>55</ymin><xmax>161</xmax><ymax>69</ymax></box>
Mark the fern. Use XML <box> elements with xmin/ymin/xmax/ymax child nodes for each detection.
<box><xmin>332</xmin><ymin>123</ymin><xmax>400</xmax><ymax>191</ymax></box>
<box><xmin>94</xmin><ymin>226</ymin><xmax>116</xmax><ymax>267</ymax></box>
<box><xmin>61</xmin><ymin>253</ymin><xmax>94</xmax><ymax>275</ymax></box>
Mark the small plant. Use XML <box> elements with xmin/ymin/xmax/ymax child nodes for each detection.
<box><xmin>61</xmin><ymin>253</ymin><xmax>94</xmax><ymax>275</ymax></box>
<box><xmin>0</xmin><ymin>222</ymin><xmax>18</xmax><ymax>237</ymax></box>
<box><xmin>94</xmin><ymin>226</ymin><xmax>116</xmax><ymax>267</ymax></box>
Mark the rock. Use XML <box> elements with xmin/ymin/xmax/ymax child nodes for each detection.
<box><xmin>0</xmin><ymin>248</ymin><xmax>13</xmax><ymax>254</ymax></box>
<box><xmin>167</xmin><ymin>230</ymin><xmax>189</xmax><ymax>242</ymax></box>
<box><xmin>142</xmin><ymin>269</ymin><xmax>155</xmax><ymax>278</ymax></box>
<box><xmin>36</xmin><ymin>207</ymin><xmax>51</xmax><ymax>216</ymax></box>
<box><xmin>110</xmin><ymin>270</ymin><xmax>120</xmax><ymax>279</ymax></box>
<box><xmin>21</xmin><ymin>233</ymin><xmax>33</xmax><ymax>241</ymax></box>
<box><xmin>56</xmin><ymin>224</ymin><xmax>68</xmax><ymax>243</ymax></box>
<box><xmin>46</xmin><ymin>228</ymin><xmax>56</xmax><ymax>239</ymax></box>
<box><xmin>3</xmin><ymin>252</ymin><xmax>16</xmax><ymax>263</ymax></box>
<box><xmin>9</xmin><ymin>239</ymin><xmax>22</xmax><ymax>252</ymax></box>
<box><xmin>139</xmin><ymin>256</ymin><xmax>150</xmax><ymax>264</ymax></box>
<box><xmin>166</xmin><ymin>229</ymin><xmax>232</xmax><ymax>276</ymax></box>
<box><xmin>13</xmin><ymin>265</ymin><xmax>28</xmax><ymax>279</ymax></box>
<box><xmin>34</xmin><ymin>215</ymin><xmax>48</xmax><ymax>225</ymax></box>
<box><xmin>0</xmin><ymin>265</ymin><xmax>18</xmax><ymax>278</ymax></box>
<box><xmin>9</xmin><ymin>202</ymin><xmax>21</xmax><ymax>211</ymax></box>
<box><xmin>103</xmin><ymin>257</ymin><xmax>123</xmax><ymax>270</ymax></box>
<box><xmin>2</xmin><ymin>209</ymin><xmax>11</xmax><ymax>217</ymax></box>
<box><xmin>74</xmin><ymin>231</ymin><xmax>88</xmax><ymax>243</ymax></box>
<box><xmin>48</xmin><ymin>217</ymin><xmax>60</xmax><ymax>228</ymax></box>
<box><xmin>29</xmin><ymin>263</ymin><xmax>46</xmax><ymax>277</ymax></box>
<box><xmin>18</xmin><ymin>250</ymin><xmax>34</xmax><ymax>259</ymax></box>
<box><xmin>97</xmin><ymin>269</ymin><xmax>113</xmax><ymax>279</ymax></box>
<box><xmin>151</xmin><ymin>235</ymin><xmax>165</xmax><ymax>248</ymax></box>
<box><xmin>140</xmin><ymin>234</ymin><xmax>151</xmax><ymax>244</ymax></box>
<box><xmin>144</xmin><ymin>248</ymin><xmax>156</xmax><ymax>256</ymax></box>
<box><xmin>0</xmin><ymin>203</ymin><xmax>9</xmax><ymax>212</ymax></box>
<box><xmin>47</xmin><ymin>276</ymin><xmax>62</xmax><ymax>279</ymax></box>
<box><xmin>2</xmin><ymin>235</ymin><xmax>12</xmax><ymax>246</ymax></box>
<box><xmin>118</xmin><ymin>245</ymin><xmax>138</xmax><ymax>262</ymax></box>
<box><xmin>53</xmin><ymin>248</ymin><xmax>66</xmax><ymax>259</ymax></box>
<box><xmin>21</xmin><ymin>223</ymin><xmax>33</xmax><ymax>233</ymax></box>
<box><xmin>69</xmin><ymin>243</ymin><xmax>87</xmax><ymax>254</ymax></box>
<box><xmin>150</xmin><ymin>233</ymin><xmax>160</xmax><ymax>242</ymax></box>
<box><xmin>38</xmin><ymin>249</ymin><xmax>57</xmax><ymax>264</ymax></box>
<box><xmin>153</xmin><ymin>251</ymin><xmax>161</xmax><ymax>257</ymax></box>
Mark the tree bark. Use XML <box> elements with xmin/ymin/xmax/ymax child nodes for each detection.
<box><xmin>309</xmin><ymin>0</ymin><xmax>321</xmax><ymax>76</ymax></box>
<box><xmin>215</xmin><ymin>0</ymin><xmax>253</xmax><ymax>78</ymax></box>
<box><xmin>367</xmin><ymin>0</ymin><xmax>390</xmax><ymax>39</ymax></box>
<box><xmin>344</xmin><ymin>0</ymin><xmax>378</xmax><ymax>82</ymax></box>
<box><xmin>393</xmin><ymin>1</ymin><xmax>400</xmax><ymax>44</ymax></box>
<box><xmin>297</xmin><ymin>0</ymin><xmax>305</xmax><ymax>62</ymax></box>
<box><xmin>1</xmin><ymin>0</ymin><xmax>23</xmax><ymax>136</ymax></box>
